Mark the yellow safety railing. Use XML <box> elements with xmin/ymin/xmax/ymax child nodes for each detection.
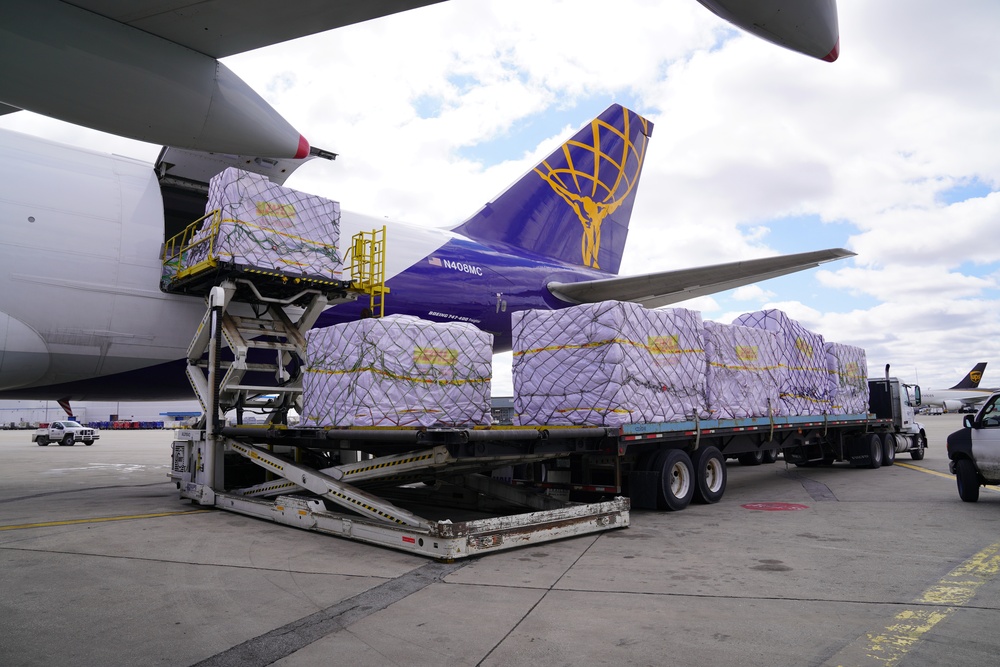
<box><xmin>162</xmin><ymin>210</ymin><xmax>222</xmax><ymax>282</ymax></box>
<box><xmin>348</xmin><ymin>227</ymin><xmax>389</xmax><ymax>317</ymax></box>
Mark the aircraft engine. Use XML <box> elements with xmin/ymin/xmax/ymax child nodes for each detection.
<box><xmin>695</xmin><ymin>0</ymin><xmax>840</xmax><ymax>62</ymax></box>
<box><xmin>0</xmin><ymin>0</ymin><xmax>309</xmax><ymax>158</ymax></box>
<box><xmin>941</xmin><ymin>400</ymin><xmax>964</xmax><ymax>412</ymax></box>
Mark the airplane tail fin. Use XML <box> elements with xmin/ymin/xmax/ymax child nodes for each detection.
<box><xmin>950</xmin><ymin>362</ymin><xmax>987</xmax><ymax>389</ymax></box>
<box><xmin>452</xmin><ymin>104</ymin><xmax>653</xmax><ymax>275</ymax></box>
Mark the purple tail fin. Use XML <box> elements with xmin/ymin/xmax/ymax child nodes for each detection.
<box><xmin>452</xmin><ymin>104</ymin><xmax>653</xmax><ymax>275</ymax></box>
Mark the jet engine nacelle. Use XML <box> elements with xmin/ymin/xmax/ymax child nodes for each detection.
<box><xmin>695</xmin><ymin>0</ymin><xmax>840</xmax><ymax>62</ymax></box>
<box><xmin>941</xmin><ymin>400</ymin><xmax>965</xmax><ymax>412</ymax></box>
<box><xmin>0</xmin><ymin>0</ymin><xmax>308</xmax><ymax>158</ymax></box>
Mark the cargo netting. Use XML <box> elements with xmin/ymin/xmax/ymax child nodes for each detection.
<box><xmin>824</xmin><ymin>342</ymin><xmax>869</xmax><ymax>415</ymax></box>
<box><xmin>169</xmin><ymin>167</ymin><xmax>342</xmax><ymax>282</ymax></box>
<box><xmin>732</xmin><ymin>309</ymin><xmax>830</xmax><ymax>416</ymax></box>
<box><xmin>302</xmin><ymin>315</ymin><xmax>493</xmax><ymax>427</ymax></box>
<box><xmin>704</xmin><ymin>321</ymin><xmax>787</xmax><ymax>419</ymax></box>
<box><xmin>512</xmin><ymin>301</ymin><xmax>708</xmax><ymax>426</ymax></box>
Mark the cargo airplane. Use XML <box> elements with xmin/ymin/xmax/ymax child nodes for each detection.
<box><xmin>921</xmin><ymin>363</ymin><xmax>995</xmax><ymax>412</ymax></box>
<box><xmin>0</xmin><ymin>104</ymin><xmax>853</xmax><ymax>404</ymax></box>
<box><xmin>0</xmin><ymin>0</ymin><xmax>845</xmax><ymax>407</ymax></box>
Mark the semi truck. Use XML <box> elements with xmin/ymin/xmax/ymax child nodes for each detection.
<box><xmin>169</xmin><ymin>358</ymin><xmax>926</xmax><ymax>559</ymax></box>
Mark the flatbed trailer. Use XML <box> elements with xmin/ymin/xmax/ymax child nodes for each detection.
<box><xmin>168</xmin><ymin>399</ymin><xmax>923</xmax><ymax>559</ymax></box>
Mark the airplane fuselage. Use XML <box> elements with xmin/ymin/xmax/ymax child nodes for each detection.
<box><xmin>0</xmin><ymin>128</ymin><xmax>602</xmax><ymax>400</ymax></box>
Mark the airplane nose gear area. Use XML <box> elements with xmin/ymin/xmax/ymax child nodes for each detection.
<box><xmin>0</xmin><ymin>311</ymin><xmax>49</xmax><ymax>390</ymax></box>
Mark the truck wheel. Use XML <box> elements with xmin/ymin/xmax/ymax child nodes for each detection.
<box><xmin>84</xmin><ymin>440</ymin><xmax>94</xmax><ymax>446</ymax></box>
<box><xmin>761</xmin><ymin>447</ymin><xmax>780</xmax><ymax>464</ymax></box>
<box><xmin>737</xmin><ymin>450</ymin><xmax>764</xmax><ymax>466</ymax></box>
<box><xmin>37</xmin><ymin>437</ymin><xmax>48</xmax><ymax>446</ymax></box>
<box><xmin>866</xmin><ymin>434</ymin><xmax>882</xmax><ymax>469</ymax></box>
<box><xmin>655</xmin><ymin>449</ymin><xmax>694</xmax><ymax>511</ymax></box>
<box><xmin>61</xmin><ymin>434</ymin><xmax>75</xmax><ymax>446</ymax></box>
<box><xmin>692</xmin><ymin>446</ymin><xmax>726</xmax><ymax>504</ymax></box>
<box><xmin>910</xmin><ymin>433</ymin><xmax>926</xmax><ymax>461</ymax></box>
<box><xmin>881</xmin><ymin>433</ymin><xmax>895</xmax><ymax>466</ymax></box>
<box><xmin>955</xmin><ymin>459</ymin><xmax>980</xmax><ymax>502</ymax></box>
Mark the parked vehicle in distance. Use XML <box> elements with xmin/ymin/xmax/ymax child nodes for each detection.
<box><xmin>947</xmin><ymin>391</ymin><xmax>1000</xmax><ymax>501</ymax></box>
<box><xmin>33</xmin><ymin>421</ymin><xmax>99</xmax><ymax>446</ymax></box>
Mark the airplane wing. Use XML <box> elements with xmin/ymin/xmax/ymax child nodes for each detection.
<box><xmin>547</xmin><ymin>248</ymin><xmax>854</xmax><ymax>308</ymax></box>
<box><xmin>71</xmin><ymin>1</ymin><xmax>448</xmax><ymax>58</ymax></box>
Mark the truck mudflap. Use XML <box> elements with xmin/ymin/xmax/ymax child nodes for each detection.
<box><xmin>215</xmin><ymin>493</ymin><xmax>629</xmax><ymax>560</ymax></box>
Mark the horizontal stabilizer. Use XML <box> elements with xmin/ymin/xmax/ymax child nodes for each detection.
<box><xmin>547</xmin><ymin>248</ymin><xmax>854</xmax><ymax>308</ymax></box>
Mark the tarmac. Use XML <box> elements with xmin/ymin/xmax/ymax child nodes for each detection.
<box><xmin>3</xmin><ymin>414</ymin><xmax>1000</xmax><ymax>666</ymax></box>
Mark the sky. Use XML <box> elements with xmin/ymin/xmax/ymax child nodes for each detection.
<box><xmin>2</xmin><ymin>0</ymin><xmax>999</xmax><ymax>397</ymax></box>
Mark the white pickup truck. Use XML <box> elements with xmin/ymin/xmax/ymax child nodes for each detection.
<box><xmin>33</xmin><ymin>421</ymin><xmax>99</xmax><ymax>446</ymax></box>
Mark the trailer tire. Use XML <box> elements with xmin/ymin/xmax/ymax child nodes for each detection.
<box><xmin>911</xmin><ymin>433</ymin><xmax>926</xmax><ymax>461</ymax></box>
<box><xmin>737</xmin><ymin>450</ymin><xmax>764</xmax><ymax>466</ymax></box>
<box><xmin>692</xmin><ymin>446</ymin><xmax>726</xmax><ymax>504</ymax></box>
<box><xmin>866</xmin><ymin>434</ymin><xmax>882</xmax><ymax>469</ymax></box>
<box><xmin>655</xmin><ymin>449</ymin><xmax>694</xmax><ymax>511</ymax></box>
<box><xmin>762</xmin><ymin>447</ymin><xmax>780</xmax><ymax>464</ymax></box>
<box><xmin>61</xmin><ymin>434</ymin><xmax>75</xmax><ymax>446</ymax></box>
<box><xmin>881</xmin><ymin>433</ymin><xmax>895</xmax><ymax>466</ymax></box>
<box><xmin>955</xmin><ymin>459</ymin><xmax>980</xmax><ymax>503</ymax></box>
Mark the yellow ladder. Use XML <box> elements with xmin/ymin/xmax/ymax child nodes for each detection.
<box><xmin>349</xmin><ymin>227</ymin><xmax>390</xmax><ymax>317</ymax></box>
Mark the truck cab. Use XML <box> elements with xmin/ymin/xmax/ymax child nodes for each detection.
<box><xmin>948</xmin><ymin>391</ymin><xmax>1000</xmax><ymax>501</ymax></box>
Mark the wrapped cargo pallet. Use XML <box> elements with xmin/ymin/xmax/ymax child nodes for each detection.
<box><xmin>512</xmin><ymin>301</ymin><xmax>708</xmax><ymax>426</ymax></box>
<box><xmin>301</xmin><ymin>315</ymin><xmax>493</xmax><ymax>427</ymax></box>
<box><xmin>703</xmin><ymin>321</ymin><xmax>787</xmax><ymax>419</ymax></box>
<box><xmin>181</xmin><ymin>167</ymin><xmax>343</xmax><ymax>280</ymax></box>
<box><xmin>825</xmin><ymin>342</ymin><xmax>869</xmax><ymax>415</ymax></box>
<box><xmin>732</xmin><ymin>309</ymin><xmax>829</xmax><ymax>416</ymax></box>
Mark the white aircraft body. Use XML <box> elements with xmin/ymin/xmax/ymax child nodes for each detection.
<box><xmin>921</xmin><ymin>363</ymin><xmax>995</xmax><ymax>411</ymax></box>
<box><xmin>0</xmin><ymin>107</ymin><xmax>851</xmax><ymax>402</ymax></box>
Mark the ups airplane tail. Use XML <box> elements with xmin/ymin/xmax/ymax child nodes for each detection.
<box><xmin>951</xmin><ymin>363</ymin><xmax>988</xmax><ymax>389</ymax></box>
<box><xmin>452</xmin><ymin>104</ymin><xmax>652</xmax><ymax>275</ymax></box>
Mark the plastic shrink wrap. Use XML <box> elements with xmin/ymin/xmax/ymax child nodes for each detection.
<box><xmin>825</xmin><ymin>342</ymin><xmax>869</xmax><ymax>415</ymax></box>
<box><xmin>512</xmin><ymin>301</ymin><xmax>707</xmax><ymax>426</ymax></box>
<box><xmin>703</xmin><ymin>321</ymin><xmax>787</xmax><ymax>419</ymax></box>
<box><xmin>301</xmin><ymin>315</ymin><xmax>493</xmax><ymax>427</ymax></box>
<box><xmin>179</xmin><ymin>167</ymin><xmax>342</xmax><ymax>280</ymax></box>
<box><xmin>732</xmin><ymin>309</ymin><xmax>829</xmax><ymax>415</ymax></box>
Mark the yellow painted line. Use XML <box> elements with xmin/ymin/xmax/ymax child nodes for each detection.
<box><xmin>827</xmin><ymin>542</ymin><xmax>1000</xmax><ymax>666</ymax></box>
<box><xmin>0</xmin><ymin>509</ymin><xmax>210</xmax><ymax>531</ymax></box>
<box><xmin>894</xmin><ymin>461</ymin><xmax>1000</xmax><ymax>492</ymax></box>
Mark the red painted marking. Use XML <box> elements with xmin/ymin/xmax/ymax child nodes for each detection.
<box><xmin>742</xmin><ymin>502</ymin><xmax>809</xmax><ymax>512</ymax></box>
<box><xmin>402</xmin><ymin>536</ymin><xmax>416</xmax><ymax>544</ymax></box>
<box><xmin>294</xmin><ymin>134</ymin><xmax>310</xmax><ymax>159</ymax></box>
<box><xmin>823</xmin><ymin>39</ymin><xmax>840</xmax><ymax>62</ymax></box>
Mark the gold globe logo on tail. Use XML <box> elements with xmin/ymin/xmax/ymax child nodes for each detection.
<box><xmin>535</xmin><ymin>110</ymin><xmax>650</xmax><ymax>269</ymax></box>
<box><xmin>971</xmin><ymin>371</ymin><xmax>983</xmax><ymax>384</ymax></box>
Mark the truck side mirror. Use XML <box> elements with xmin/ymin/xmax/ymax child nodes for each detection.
<box><xmin>964</xmin><ymin>415</ymin><xmax>975</xmax><ymax>429</ymax></box>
